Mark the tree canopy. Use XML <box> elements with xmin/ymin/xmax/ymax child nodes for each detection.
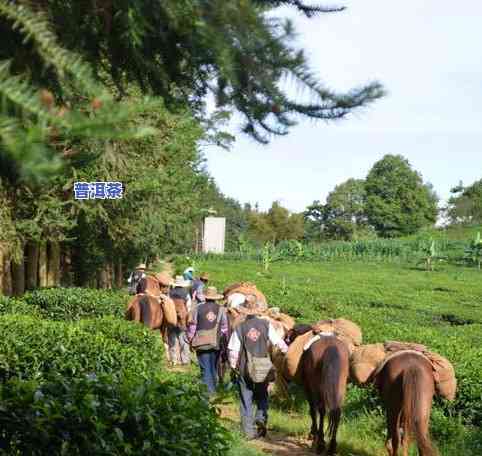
<box><xmin>365</xmin><ymin>155</ymin><xmax>438</xmax><ymax>237</ymax></box>
<box><xmin>447</xmin><ymin>179</ymin><xmax>482</xmax><ymax>225</ymax></box>
<box><xmin>2</xmin><ymin>0</ymin><xmax>384</xmax><ymax>150</ymax></box>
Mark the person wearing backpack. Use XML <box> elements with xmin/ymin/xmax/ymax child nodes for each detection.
<box><xmin>228</xmin><ymin>295</ymin><xmax>288</xmax><ymax>440</ymax></box>
<box><xmin>168</xmin><ymin>276</ymin><xmax>192</xmax><ymax>366</ymax></box>
<box><xmin>187</xmin><ymin>286</ymin><xmax>228</xmax><ymax>396</ymax></box>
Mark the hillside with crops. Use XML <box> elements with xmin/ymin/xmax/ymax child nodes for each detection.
<box><xmin>183</xmin><ymin>256</ymin><xmax>482</xmax><ymax>455</ymax></box>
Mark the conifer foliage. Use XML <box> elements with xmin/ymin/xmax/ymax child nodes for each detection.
<box><xmin>16</xmin><ymin>0</ymin><xmax>383</xmax><ymax>143</ymax></box>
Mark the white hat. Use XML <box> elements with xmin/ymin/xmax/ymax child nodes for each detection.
<box><xmin>174</xmin><ymin>275</ymin><xmax>190</xmax><ymax>287</ymax></box>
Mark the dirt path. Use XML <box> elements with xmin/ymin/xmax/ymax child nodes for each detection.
<box><xmin>218</xmin><ymin>404</ymin><xmax>313</xmax><ymax>455</ymax></box>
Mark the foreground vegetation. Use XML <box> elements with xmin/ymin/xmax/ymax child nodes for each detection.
<box><xmin>187</xmin><ymin>257</ymin><xmax>482</xmax><ymax>455</ymax></box>
<box><xmin>0</xmin><ymin>289</ymin><xmax>235</xmax><ymax>455</ymax></box>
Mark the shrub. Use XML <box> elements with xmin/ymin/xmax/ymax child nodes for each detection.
<box><xmin>19</xmin><ymin>287</ymin><xmax>128</xmax><ymax>320</ymax></box>
<box><xmin>0</xmin><ymin>295</ymin><xmax>41</xmax><ymax>317</ymax></box>
<box><xmin>0</xmin><ymin>315</ymin><xmax>163</xmax><ymax>382</ymax></box>
<box><xmin>0</xmin><ymin>373</ymin><xmax>231</xmax><ymax>455</ymax></box>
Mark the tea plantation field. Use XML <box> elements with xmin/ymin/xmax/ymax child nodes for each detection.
<box><xmin>192</xmin><ymin>258</ymin><xmax>482</xmax><ymax>455</ymax></box>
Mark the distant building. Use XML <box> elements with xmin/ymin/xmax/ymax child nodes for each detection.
<box><xmin>202</xmin><ymin>217</ymin><xmax>226</xmax><ymax>253</ymax></box>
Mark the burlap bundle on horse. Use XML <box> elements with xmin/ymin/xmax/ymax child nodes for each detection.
<box><xmin>312</xmin><ymin>318</ymin><xmax>363</xmax><ymax>354</ymax></box>
<box><xmin>350</xmin><ymin>343</ymin><xmax>387</xmax><ymax>384</ymax></box>
<box><xmin>350</xmin><ymin>340</ymin><xmax>457</xmax><ymax>401</ymax></box>
<box><xmin>160</xmin><ymin>295</ymin><xmax>177</xmax><ymax>326</ymax></box>
<box><xmin>282</xmin><ymin>319</ymin><xmax>362</xmax><ymax>382</ymax></box>
<box><xmin>265</xmin><ymin>308</ymin><xmax>295</xmax><ymax>333</ymax></box>
<box><xmin>271</xmin><ymin>345</ymin><xmax>289</xmax><ymax>398</ymax></box>
<box><xmin>223</xmin><ymin>282</ymin><xmax>267</xmax><ymax>306</ymax></box>
<box><xmin>283</xmin><ymin>330</ymin><xmax>316</xmax><ymax>381</ymax></box>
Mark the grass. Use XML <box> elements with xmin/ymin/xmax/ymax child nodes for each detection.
<box><xmin>191</xmin><ymin>257</ymin><xmax>482</xmax><ymax>456</ymax></box>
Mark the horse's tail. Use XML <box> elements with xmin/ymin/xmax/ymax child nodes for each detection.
<box><xmin>139</xmin><ymin>295</ymin><xmax>152</xmax><ymax>327</ymax></box>
<box><xmin>402</xmin><ymin>365</ymin><xmax>437</xmax><ymax>456</ymax></box>
<box><xmin>320</xmin><ymin>345</ymin><xmax>345</xmax><ymax>442</ymax></box>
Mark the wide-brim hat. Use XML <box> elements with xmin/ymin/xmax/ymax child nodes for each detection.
<box><xmin>156</xmin><ymin>272</ymin><xmax>173</xmax><ymax>286</ymax></box>
<box><xmin>136</xmin><ymin>263</ymin><xmax>146</xmax><ymax>270</ymax></box>
<box><xmin>204</xmin><ymin>286</ymin><xmax>223</xmax><ymax>301</ymax></box>
<box><xmin>174</xmin><ymin>275</ymin><xmax>190</xmax><ymax>287</ymax></box>
<box><xmin>200</xmin><ymin>272</ymin><xmax>210</xmax><ymax>281</ymax></box>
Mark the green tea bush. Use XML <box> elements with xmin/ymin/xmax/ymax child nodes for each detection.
<box><xmin>19</xmin><ymin>287</ymin><xmax>128</xmax><ymax>320</ymax></box>
<box><xmin>0</xmin><ymin>295</ymin><xmax>41</xmax><ymax>317</ymax></box>
<box><xmin>201</xmin><ymin>258</ymin><xmax>482</xmax><ymax>427</ymax></box>
<box><xmin>0</xmin><ymin>373</ymin><xmax>231</xmax><ymax>455</ymax></box>
<box><xmin>0</xmin><ymin>315</ymin><xmax>163</xmax><ymax>381</ymax></box>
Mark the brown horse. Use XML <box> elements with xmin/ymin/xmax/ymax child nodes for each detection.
<box><xmin>297</xmin><ymin>331</ymin><xmax>350</xmax><ymax>455</ymax></box>
<box><xmin>125</xmin><ymin>294</ymin><xmax>164</xmax><ymax>330</ymax></box>
<box><xmin>136</xmin><ymin>275</ymin><xmax>162</xmax><ymax>296</ymax></box>
<box><xmin>374</xmin><ymin>352</ymin><xmax>437</xmax><ymax>456</ymax></box>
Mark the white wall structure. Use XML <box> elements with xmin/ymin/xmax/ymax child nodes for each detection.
<box><xmin>202</xmin><ymin>217</ymin><xmax>226</xmax><ymax>254</ymax></box>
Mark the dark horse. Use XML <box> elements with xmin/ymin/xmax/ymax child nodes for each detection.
<box><xmin>294</xmin><ymin>326</ymin><xmax>349</xmax><ymax>455</ymax></box>
<box><xmin>374</xmin><ymin>352</ymin><xmax>437</xmax><ymax>456</ymax></box>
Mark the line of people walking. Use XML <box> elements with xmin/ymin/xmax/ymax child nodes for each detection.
<box><xmin>127</xmin><ymin>264</ymin><xmax>288</xmax><ymax>441</ymax></box>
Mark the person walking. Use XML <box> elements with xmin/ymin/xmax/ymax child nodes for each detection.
<box><xmin>187</xmin><ymin>286</ymin><xmax>228</xmax><ymax>396</ymax></box>
<box><xmin>127</xmin><ymin>263</ymin><xmax>146</xmax><ymax>295</ymax></box>
<box><xmin>168</xmin><ymin>276</ymin><xmax>192</xmax><ymax>366</ymax></box>
<box><xmin>228</xmin><ymin>295</ymin><xmax>288</xmax><ymax>440</ymax></box>
<box><xmin>191</xmin><ymin>272</ymin><xmax>210</xmax><ymax>305</ymax></box>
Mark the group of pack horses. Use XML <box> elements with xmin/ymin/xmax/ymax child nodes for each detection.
<box><xmin>126</xmin><ymin>274</ymin><xmax>442</xmax><ymax>456</ymax></box>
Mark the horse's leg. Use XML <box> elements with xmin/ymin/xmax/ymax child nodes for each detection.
<box><xmin>308</xmin><ymin>397</ymin><xmax>318</xmax><ymax>441</ymax></box>
<box><xmin>316</xmin><ymin>403</ymin><xmax>326</xmax><ymax>455</ymax></box>
<box><xmin>391</xmin><ymin>409</ymin><xmax>402</xmax><ymax>456</ymax></box>
<box><xmin>327</xmin><ymin>408</ymin><xmax>341</xmax><ymax>455</ymax></box>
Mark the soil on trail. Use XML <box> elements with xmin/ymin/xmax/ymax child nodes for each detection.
<box><xmin>250</xmin><ymin>433</ymin><xmax>311</xmax><ymax>455</ymax></box>
<box><xmin>218</xmin><ymin>404</ymin><xmax>313</xmax><ymax>455</ymax></box>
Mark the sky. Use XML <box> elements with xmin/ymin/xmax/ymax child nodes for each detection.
<box><xmin>203</xmin><ymin>0</ymin><xmax>482</xmax><ymax>213</ymax></box>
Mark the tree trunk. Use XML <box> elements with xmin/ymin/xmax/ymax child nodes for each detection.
<box><xmin>60</xmin><ymin>247</ymin><xmax>72</xmax><ymax>286</ymax></box>
<box><xmin>11</xmin><ymin>256</ymin><xmax>25</xmax><ymax>296</ymax></box>
<box><xmin>3</xmin><ymin>258</ymin><xmax>12</xmax><ymax>296</ymax></box>
<box><xmin>106</xmin><ymin>262</ymin><xmax>113</xmax><ymax>289</ymax></box>
<box><xmin>115</xmin><ymin>260</ymin><xmax>123</xmax><ymax>289</ymax></box>
<box><xmin>97</xmin><ymin>267</ymin><xmax>109</xmax><ymax>289</ymax></box>
<box><xmin>47</xmin><ymin>241</ymin><xmax>61</xmax><ymax>287</ymax></box>
<box><xmin>26</xmin><ymin>242</ymin><xmax>39</xmax><ymax>290</ymax></box>
<box><xmin>38</xmin><ymin>243</ymin><xmax>48</xmax><ymax>288</ymax></box>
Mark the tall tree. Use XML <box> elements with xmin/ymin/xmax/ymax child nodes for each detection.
<box><xmin>365</xmin><ymin>155</ymin><xmax>438</xmax><ymax>237</ymax></box>
<box><xmin>322</xmin><ymin>178</ymin><xmax>368</xmax><ymax>240</ymax></box>
<box><xmin>247</xmin><ymin>201</ymin><xmax>303</xmax><ymax>243</ymax></box>
<box><xmin>447</xmin><ymin>179</ymin><xmax>482</xmax><ymax>225</ymax></box>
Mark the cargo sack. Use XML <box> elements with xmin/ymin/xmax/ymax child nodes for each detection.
<box><xmin>271</xmin><ymin>346</ymin><xmax>289</xmax><ymax>398</ymax></box>
<box><xmin>246</xmin><ymin>350</ymin><xmax>273</xmax><ymax>383</ymax></box>
<box><xmin>426</xmin><ymin>352</ymin><xmax>457</xmax><ymax>401</ymax></box>
<box><xmin>350</xmin><ymin>343</ymin><xmax>387</xmax><ymax>384</ymax></box>
<box><xmin>224</xmin><ymin>282</ymin><xmax>267</xmax><ymax>306</ymax></box>
<box><xmin>265</xmin><ymin>308</ymin><xmax>296</xmax><ymax>332</ymax></box>
<box><xmin>284</xmin><ymin>330</ymin><xmax>315</xmax><ymax>381</ymax></box>
<box><xmin>312</xmin><ymin>318</ymin><xmax>362</xmax><ymax>355</ymax></box>
<box><xmin>161</xmin><ymin>296</ymin><xmax>178</xmax><ymax>326</ymax></box>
